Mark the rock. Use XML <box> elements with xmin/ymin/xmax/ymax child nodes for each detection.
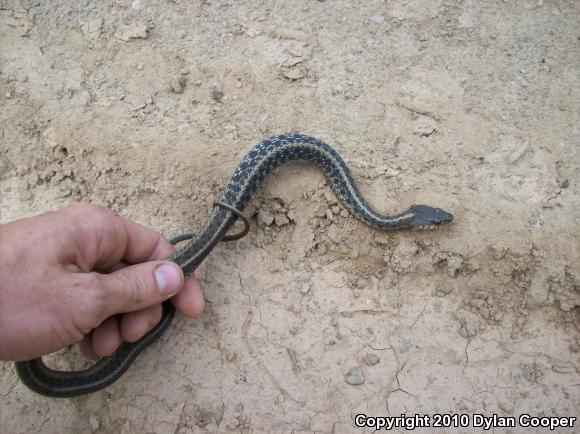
<box><xmin>116</xmin><ymin>22</ymin><xmax>148</xmax><ymax>42</ymax></box>
<box><xmin>257</xmin><ymin>208</ymin><xmax>275</xmax><ymax>226</ymax></box>
<box><xmin>169</xmin><ymin>76</ymin><xmax>185</xmax><ymax>94</ymax></box>
<box><xmin>89</xmin><ymin>415</ymin><xmax>100</xmax><ymax>431</ymax></box>
<box><xmin>281</xmin><ymin>66</ymin><xmax>308</xmax><ymax>80</ymax></box>
<box><xmin>282</xmin><ymin>57</ymin><xmax>303</xmax><ymax>68</ymax></box>
<box><xmin>300</xmin><ymin>282</ymin><xmax>311</xmax><ymax>295</ymax></box>
<box><xmin>373</xmin><ymin>234</ymin><xmax>390</xmax><ymax>245</ymax></box>
<box><xmin>286</xmin><ymin>46</ymin><xmax>304</xmax><ymax>57</ymax></box>
<box><xmin>225</xmin><ymin>351</ymin><xmax>237</xmax><ymax>362</ymax></box>
<box><xmin>551</xmin><ymin>364</ymin><xmax>574</xmax><ymax>374</ymax></box>
<box><xmin>412</xmin><ymin>116</ymin><xmax>438</xmax><ymax>137</ymax></box>
<box><xmin>211</xmin><ymin>89</ymin><xmax>224</xmax><ymax>103</ymax></box>
<box><xmin>345</xmin><ymin>368</ymin><xmax>364</xmax><ymax>385</ymax></box>
<box><xmin>362</xmin><ymin>353</ymin><xmax>380</xmax><ymax>366</ymax></box>
<box><xmin>274</xmin><ymin>213</ymin><xmax>290</xmax><ymax>226</ymax></box>
<box><xmin>80</xmin><ymin>18</ymin><xmax>103</xmax><ymax>41</ymax></box>
<box><xmin>459</xmin><ymin>318</ymin><xmax>477</xmax><ymax>338</ymax></box>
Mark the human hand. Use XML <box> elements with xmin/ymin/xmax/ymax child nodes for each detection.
<box><xmin>0</xmin><ymin>203</ymin><xmax>204</xmax><ymax>361</ymax></box>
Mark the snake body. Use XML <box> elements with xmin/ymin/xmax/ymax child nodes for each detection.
<box><xmin>15</xmin><ymin>133</ymin><xmax>453</xmax><ymax>397</ymax></box>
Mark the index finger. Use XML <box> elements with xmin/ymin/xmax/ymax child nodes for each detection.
<box><xmin>63</xmin><ymin>203</ymin><xmax>175</xmax><ymax>270</ymax></box>
<box><xmin>120</xmin><ymin>215</ymin><xmax>175</xmax><ymax>263</ymax></box>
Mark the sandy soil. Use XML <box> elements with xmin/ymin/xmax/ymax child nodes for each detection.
<box><xmin>1</xmin><ymin>1</ymin><xmax>579</xmax><ymax>433</ymax></box>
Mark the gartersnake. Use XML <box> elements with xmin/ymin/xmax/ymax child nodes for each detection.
<box><xmin>15</xmin><ymin>133</ymin><xmax>453</xmax><ymax>397</ymax></box>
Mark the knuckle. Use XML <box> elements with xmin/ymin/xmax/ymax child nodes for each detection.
<box><xmin>85</xmin><ymin>273</ymin><xmax>110</xmax><ymax>317</ymax></box>
<box><xmin>124</xmin><ymin>273</ymin><xmax>150</xmax><ymax>307</ymax></box>
<box><xmin>67</xmin><ymin>201</ymin><xmax>98</xmax><ymax>215</ymax></box>
<box><xmin>69</xmin><ymin>311</ymin><xmax>94</xmax><ymax>338</ymax></box>
<box><xmin>69</xmin><ymin>273</ymin><xmax>106</xmax><ymax>332</ymax></box>
<box><xmin>67</xmin><ymin>202</ymin><xmax>115</xmax><ymax>222</ymax></box>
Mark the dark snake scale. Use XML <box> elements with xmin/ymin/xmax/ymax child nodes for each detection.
<box><xmin>15</xmin><ymin>133</ymin><xmax>453</xmax><ymax>397</ymax></box>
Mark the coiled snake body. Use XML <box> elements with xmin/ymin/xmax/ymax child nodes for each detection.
<box><xmin>15</xmin><ymin>133</ymin><xmax>453</xmax><ymax>397</ymax></box>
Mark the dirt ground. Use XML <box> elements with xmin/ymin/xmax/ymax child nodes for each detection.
<box><xmin>1</xmin><ymin>0</ymin><xmax>579</xmax><ymax>433</ymax></box>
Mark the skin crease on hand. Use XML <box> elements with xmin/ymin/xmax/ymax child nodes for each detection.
<box><xmin>0</xmin><ymin>202</ymin><xmax>204</xmax><ymax>362</ymax></box>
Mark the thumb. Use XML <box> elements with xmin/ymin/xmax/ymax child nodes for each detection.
<box><xmin>95</xmin><ymin>261</ymin><xmax>184</xmax><ymax>317</ymax></box>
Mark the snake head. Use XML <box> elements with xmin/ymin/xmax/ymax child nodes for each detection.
<box><xmin>409</xmin><ymin>205</ymin><xmax>454</xmax><ymax>228</ymax></box>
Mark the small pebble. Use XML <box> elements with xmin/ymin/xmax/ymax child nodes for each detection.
<box><xmin>89</xmin><ymin>415</ymin><xmax>100</xmax><ymax>431</ymax></box>
<box><xmin>412</xmin><ymin>116</ymin><xmax>438</xmax><ymax>137</ymax></box>
<box><xmin>225</xmin><ymin>351</ymin><xmax>237</xmax><ymax>362</ymax></box>
<box><xmin>362</xmin><ymin>353</ymin><xmax>380</xmax><ymax>366</ymax></box>
<box><xmin>551</xmin><ymin>364</ymin><xmax>573</xmax><ymax>374</ymax></box>
<box><xmin>374</xmin><ymin>234</ymin><xmax>390</xmax><ymax>245</ymax></box>
<box><xmin>281</xmin><ymin>67</ymin><xmax>308</xmax><ymax>80</ymax></box>
<box><xmin>282</xmin><ymin>57</ymin><xmax>304</xmax><ymax>68</ymax></box>
<box><xmin>116</xmin><ymin>22</ymin><xmax>148</xmax><ymax>41</ymax></box>
<box><xmin>300</xmin><ymin>282</ymin><xmax>311</xmax><ymax>295</ymax></box>
<box><xmin>287</xmin><ymin>46</ymin><xmax>304</xmax><ymax>57</ymax></box>
<box><xmin>169</xmin><ymin>76</ymin><xmax>185</xmax><ymax>94</ymax></box>
<box><xmin>211</xmin><ymin>89</ymin><xmax>224</xmax><ymax>103</ymax></box>
<box><xmin>345</xmin><ymin>368</ymin><xmax>364</xmax><ymax>385</ymax></box>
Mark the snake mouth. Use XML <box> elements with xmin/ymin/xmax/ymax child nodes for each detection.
<box><xmin>409</xmin><ymin>205</ymin><xmax>454</xmax><ymax>227</ymax></box>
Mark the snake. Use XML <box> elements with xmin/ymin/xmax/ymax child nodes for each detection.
<box><xmin>15</xmin><ymin>133</ymin><xmax>453</xmax><ymax>397</ymax></box>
